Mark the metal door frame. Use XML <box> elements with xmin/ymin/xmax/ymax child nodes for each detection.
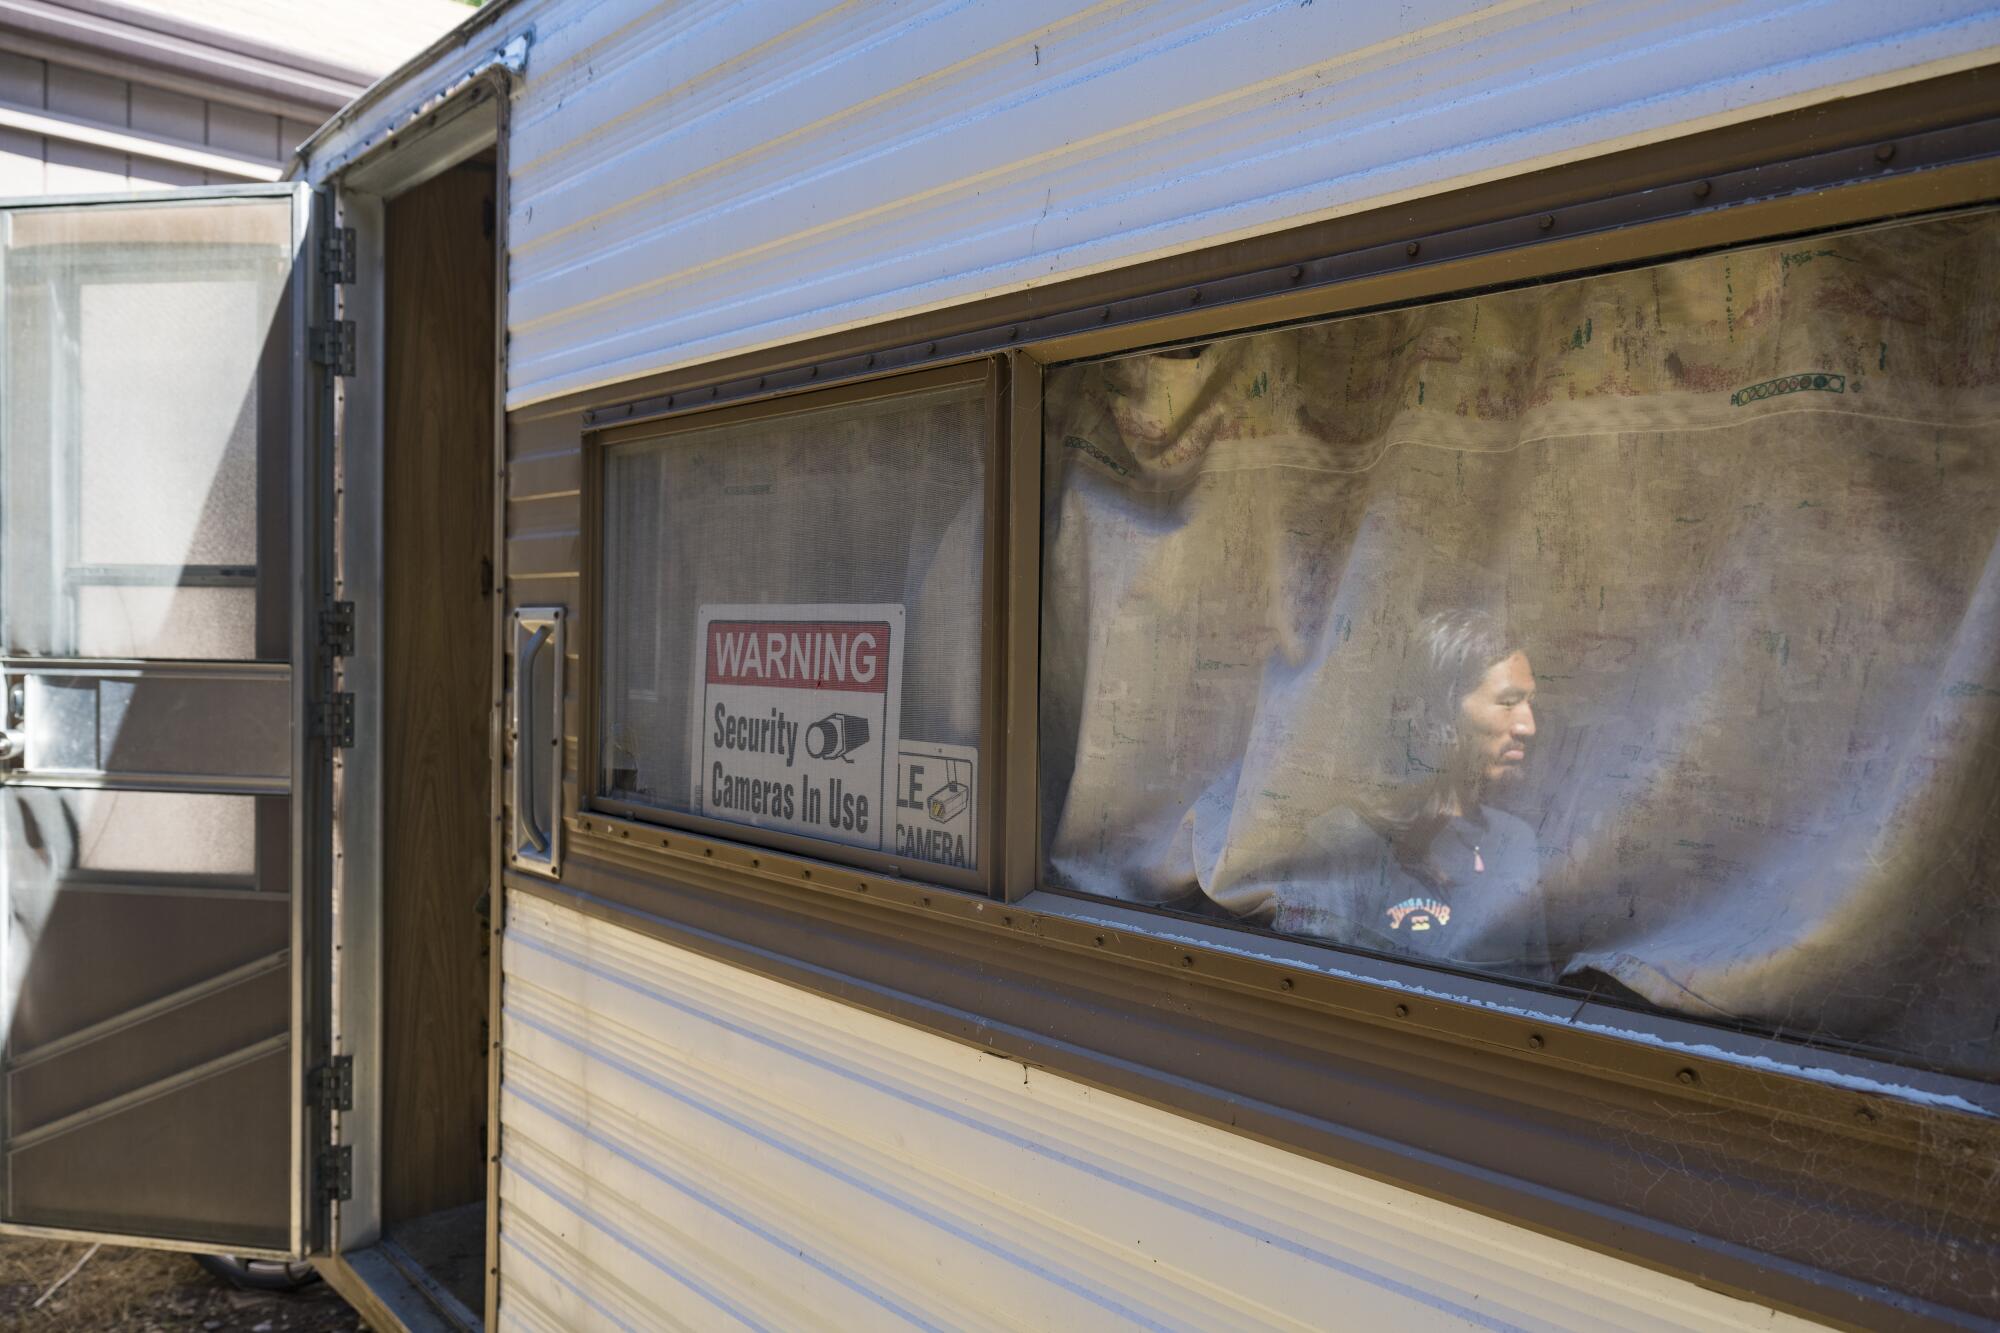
<box><xmin>307</xmin><ymin>61</ymin><xmax>515</xmax><ymax>1333</ymax></box>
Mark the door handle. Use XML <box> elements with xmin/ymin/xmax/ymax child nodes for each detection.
<box><xmin>510</xmin><ymin>608</ymin><xmax>565</xmax><ymax>876</ymax></box>
<box><xmin>515</xmin><ymin>624</ymin><xmax>552</xmax><ymax>855</ymax></box>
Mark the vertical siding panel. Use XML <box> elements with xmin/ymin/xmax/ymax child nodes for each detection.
<box><xmin>0</xmin><ymin>51</ymin><xmax>44</xmax><ymax>104</ymax></box>
<box><xmin>280</xmin><ymin>116</ymin><xmax>319</xmax><ymax>156</ymax></box>
<box><xmin>42</xmin><ymin>140</ymin><xmax>129</xmax><ymax>196</ymax></box>
<box><xmin>42</xmin><ymin>63</ymin><xmax>124</xmax><ymax>122</ymax></box>
<box><xmin>0</xmin><ymin>52</ymin><xmax>46</xmax><ymax>195</ymax></box>
<box><xmin>0</xmin><ymin>128</ymin><xmax>44</xmax><ymax>196</ymax></box>
<box><xmin>42</xmin><ymin>64</ymin><xmax>129</xmax><ymax>193</ymax></box>
<box><xmin>206</xmin><ymin>101</ymin><xmax>281</xmax><ymax>163</ymax></box>
<box><xmin>128</xmin><ymin>86</ymin><xmax>209</xmax><ymax>189</ymax></box>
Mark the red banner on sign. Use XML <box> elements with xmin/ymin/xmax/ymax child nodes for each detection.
<box><xmin>704</xmin><ymin>620</ymin><xmax>891</xmax><ymax>693</ymax></box>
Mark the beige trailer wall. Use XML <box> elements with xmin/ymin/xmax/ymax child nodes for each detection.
<box><xmin>498</xmin><ymin>888</ymin><xmax>1818</xmax><ymax>1332</ymax></box>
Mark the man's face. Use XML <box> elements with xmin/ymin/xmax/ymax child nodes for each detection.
<box><xmin>1459</xmin><ymin>651</ymin><xmax>1536</xmax><ymax>785</ymax></box>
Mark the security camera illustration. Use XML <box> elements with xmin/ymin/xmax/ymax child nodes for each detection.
<box><xmin>805</xmin><ymin>712</ymin><xmax>871</xmax><ymax>763</ymax></box>
<box><xmin>926</xmin><ymin>757</ymin><xmax>971</xmax><ymax>822</ymax></box>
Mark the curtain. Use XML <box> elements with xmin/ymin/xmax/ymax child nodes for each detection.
<box><xmin>1040</xmin><ymin>210</ymin><xmax>2000</xmax><ymax>1077</ymax></box>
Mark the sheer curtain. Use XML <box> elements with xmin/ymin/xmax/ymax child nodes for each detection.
<box><xmin>1041</xmin><ymin>210</ymin><xmax>2000</xmax><ymax>1076</ymax></box>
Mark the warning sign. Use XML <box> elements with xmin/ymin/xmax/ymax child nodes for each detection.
<box><xmin>692</xmin><ymin>604</ymin><xmax>904</xmax><ymax>851</ymax></box>
<box><xmin>895</xmin><ymin>741</ymin><xmax>977</xmax><ymax>870</ymax></box>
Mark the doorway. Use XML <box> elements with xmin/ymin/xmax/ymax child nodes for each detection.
<box><xmin>374</xmin><ymin>149</ymin><xmax>496</xmax><ymax>1324</ymax></box>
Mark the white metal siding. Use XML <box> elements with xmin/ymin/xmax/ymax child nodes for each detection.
<box><xmin>497</xmin><ymin>889</ymin><xmax>1820</xmax><ymax>1332</ymax></box>
<box><xmin>411</xmin><ymin>0</ymin><xmax>2000</xmax><ymax>409</ymax></box>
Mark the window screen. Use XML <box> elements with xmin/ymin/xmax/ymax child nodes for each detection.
<box><xmin>601</xmin><ymin>380</ymin><xmax>987</xmax><ymax>874</ymax></box>
<box><xmin>1040</xmin><ymin>209</ymin><xmax>2000</xmax><ymax>1078</ymax></box>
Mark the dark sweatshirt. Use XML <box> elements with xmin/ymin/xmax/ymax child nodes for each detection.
<box><xmin>1286</xmin><ymin>803</ymin><xmax>1552</xmax><ymax>981</ymax></box>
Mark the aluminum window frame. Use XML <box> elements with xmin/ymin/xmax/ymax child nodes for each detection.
<box><xmin>1027</xmin><ymin>199</ymin><xmax>2000</xmax><ymax>1085</ymax></box>
<box><xmin>581</xmin><ymin>359</ymin><xmax>1011</xmax><ymax>899</ymax></box>
<box><xmin>565</xmin><ymin>157</ymin><xmax>2000</xmax><ymax>1113</ymax></box>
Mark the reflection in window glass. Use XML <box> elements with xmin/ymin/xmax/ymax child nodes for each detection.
<box><xmin>601</xmin><ymin>383</ymin><xmax>986</xmax><ymax>872</ymax></box>
<box><xmin>1040</xmin><ymin>210</ymin><xmax>2000</xmax><ymax>1077</ymax></box>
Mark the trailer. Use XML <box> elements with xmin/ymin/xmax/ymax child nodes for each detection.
<box><xmin>2</xmin><ymin>2</ymin><xmax>1999</xmax><ymax>1328</ymax></box>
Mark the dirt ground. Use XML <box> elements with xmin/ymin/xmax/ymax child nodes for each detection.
<box><xmin>0</xmin><ymin>1238</ymin><xmax>363</xmax><ymax>1332</ymax></box>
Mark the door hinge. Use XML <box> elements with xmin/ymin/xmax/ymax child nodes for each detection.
<box><xmin>308</xmin><ymin>1055</ymin><xmax>353</xmax><ymax>1111</ymax></box>
<box><xmin>311</xmin><ymin>320</ymin><xmax>356</xmax><ymax>377</ymax></box>
<box><xmin>320</xmin><ymin>226</ymin><xmax>356</xmax><ymax>284</ymax></box>
<box><xmin>314</xmin><ymin>693</ymin><xmax>355</xmax><ymax>748</ymax></box>
<box><xmin>320</xmin><ymin>601</ymin><xmax>355</xmax><ymax>660</ymax></box>
<box><xmin>316</xmin><ymin>1144</ymin><xmax>353</xmax><ymax>1203</ymax></box>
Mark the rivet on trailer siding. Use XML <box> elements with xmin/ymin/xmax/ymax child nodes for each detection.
<box><xmin>1692</xmin><ymin>180</ymin><xmax>1712</xmax><ymax>199</ymax></box>
<box><xmin>1289</xmin><ymin>265</ymin><xmax>1304</xmax><ymax>283</ymax></box>
<box><xmin>1675</xmin><ymin>1067</ymin><xmax>1698</xmax><ymax>1085</ymax></box>
<box><xmin>665</xmin><ymin>395</ymin><xmax>675</xmax><ymax>407</ymax></box>
<box><xmin>1280</xmin><ymin>977</ymin><xmax>1295</xmax><ymax>991</ymax></box>
<box><xmin>1094</xmin><ymin>934</ymin><xmax>1106</xmax><ymax>946</ymax></box>
<box><xmin>1188</xmin><ymin>288</ymin><xmax>1202</xmax><ymax>305</ymax></box>
<box><xmin>927</xmin><ymin>342</ymin><xmax>939</xmax><ymax>355</ymax></box>
<box><xmin>1180</xmin><ymin>954</ymin><xmax>1194</xmax><ymax>968</ymax></box>
<box><xmin>1101</xmin><ymin>306</ymin><xmax>1114</xmax><ymax>322</ymax></box>
<box><xmin>864</xmin><ymin>353</ymin><xmax>875</xmax><ymax>368</ymax></box>
<box><xmin>1875</xmin><ymin>143</ymin><xmax>1896</xmax><ymax>163</ymax></box>
<box><xmin>1526</xmin><ymin>1032</ymin><xmax>1544</xmax><ymax>1049</ymax></box>
<box><xmin>1538</xmin><ymin>214</ymin><xmax>1555</xmax><ymax>231</ymax></box>
<box><xmin>1855</xmin><ymin>1106</ymin><xmax>1877</xmax><ymax>1124</ymax></box>
<box><xmin>757</xmin><ymin>376</ymin><xmax>766</xmax><ymax>389</ymax></box>
<box><xmin>1405</xmin><ymin>241</ymin><xmax>1421</xmax><ymax>257</ymax></box>
<box><xmin>1393</xmin><ymin>1002</ymin><xmax>1408</xmax><ymax>1017</ymax></box>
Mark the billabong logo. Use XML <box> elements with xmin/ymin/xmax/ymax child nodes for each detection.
<box><xmin>1386</xmin><ymin>897</ymin><xmax>1451</xmax><ymax>932</ymax></box>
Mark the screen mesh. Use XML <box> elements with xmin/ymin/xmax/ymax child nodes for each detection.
<box><xmin>2</xmin><ymin>201</ymin><xmax>289</xmax><ymax>661</ymax></box>
<box><xmin>1041</xmin><ymin>208</ymin><xmax>2000</xmax><ymax>1078</ymax></box>
<box><xmin>602</xmin><ymin>382</ymin><xmax>986</xmax><ymax>871</ymax></box>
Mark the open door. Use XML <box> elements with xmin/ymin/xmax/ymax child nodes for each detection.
<box><xmin>0</xmin><ymin>183</ymin><xmax>331</xmax><ymax>1257</ymax></box>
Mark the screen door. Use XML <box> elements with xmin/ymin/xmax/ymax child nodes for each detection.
<box><xmin>0</xmin><ymin>185</ymin><xmax>320</xmax><ymax>1254</ymax></box>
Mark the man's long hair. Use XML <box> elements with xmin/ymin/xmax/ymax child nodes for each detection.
<box><xmin>1356</xmin><ymin>609</ymin><xmax>1519</xmax><ymax>888</ymax></box>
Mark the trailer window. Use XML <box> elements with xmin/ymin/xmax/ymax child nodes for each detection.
<box><xmin>1039</xmin><ymin>208</ymin><xmax>2000</xmax><ymax>1078</ymax></box>
<box><xmin>600</xmin><ymin>377</ymin><xmax>989</xmax><ymax>876</ymax></box>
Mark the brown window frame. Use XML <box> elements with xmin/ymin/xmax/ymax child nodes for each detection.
<box><xmin>581</xmin><ymin>359</ymin><xmax>1011</xmax><ymax>898</ymax></box>
<box><xmin>538</xmin><ymin>72</ymin><xmax>2000</xmax><ymax>1330</ymax></box>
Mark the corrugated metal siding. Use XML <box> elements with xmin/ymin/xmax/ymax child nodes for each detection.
<box><xmin>497</xmin><ymin>889</ymin><xmax>1820</xmax><ymax>1332</ymax></box>
<box><xmin>480</xmin><ymin>0</ymin><xmax>2000</xmax><ymax>408</ymax></box>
